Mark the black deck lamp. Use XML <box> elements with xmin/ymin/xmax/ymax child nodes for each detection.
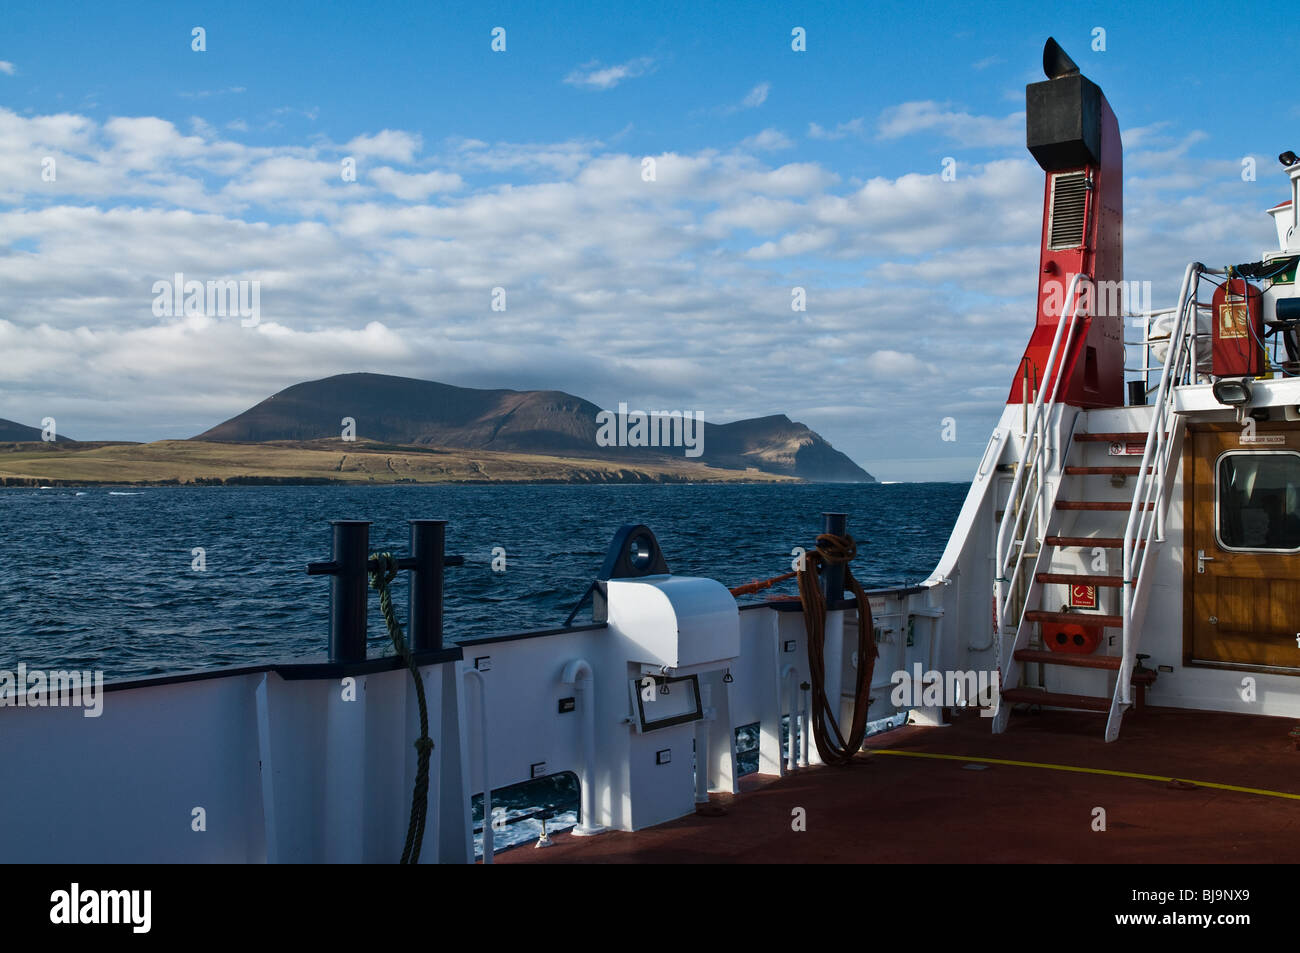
<box><xmin>1211</xmin><ymin>377</ymin><xmax>1254</xmax><ymax>406</ymax></box>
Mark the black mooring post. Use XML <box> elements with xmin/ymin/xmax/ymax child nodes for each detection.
<box><xmin>407</xmin><ymin>519</ymin><xmax>446</xmax><ymax>653</ymax></box>
<box><xmin>306</xmin><ymin>520</ymin><xmax>372</xmax><ymax>664</ymax></box>
<box><xmin>822</xmin><ymin>512</ymin><xmax>847</xmax><ymax>603</ymax></box>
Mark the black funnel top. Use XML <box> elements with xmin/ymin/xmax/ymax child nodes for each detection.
<box><xmin>1043</xmin><ymin>37</ymin><xmax>1080</xmax><ymax>79</ymax></box>
<box><xmin>1026</xmin><ymin>38</ymin><xmax>1103</xmax><ymax>171</ymax></box>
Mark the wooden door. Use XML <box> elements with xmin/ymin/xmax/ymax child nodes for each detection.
<box><xmin>1185</xmin><ymin>422</ymin><xmax>1300</xmax><ymax>671</ymax></box>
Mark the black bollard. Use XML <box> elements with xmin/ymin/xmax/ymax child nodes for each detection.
<box><xmin>305</xmin><ymin>520</ymin><xmax>372</xmax><ymax>664</ymax></box>
<box><xmin>822</xmin><ymin>512</ymin><xmax>847</xmax><ymax>604</ymax></box>
<box><xmin>406</xmin><ymin>519</ymin><xmax>446</xmax><ymax>653</ymax></box>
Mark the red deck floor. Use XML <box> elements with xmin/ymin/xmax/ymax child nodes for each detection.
<box><xmin>496</xmin><ymin>705</ymin><xmax>1300</xmax><ymax>863</ymax></box>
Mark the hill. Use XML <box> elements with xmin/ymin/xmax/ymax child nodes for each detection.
<box><xmin>195</xmin><ymin>373</ymin><xmax>873</xmax><ymax>482</ymax></box>
<box><xmin>0</xmin><ymin>418</ymin><xmax>72</xmax><ymax>442</ymax></box>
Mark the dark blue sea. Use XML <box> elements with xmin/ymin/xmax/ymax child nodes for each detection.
<box><xmin>0</xmin><ymin>483</ymin><xmax>966</xmax><ymax>680</ymax></box>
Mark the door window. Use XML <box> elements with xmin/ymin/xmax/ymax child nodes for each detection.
<box><xmin>1215</xmin><ymin>451</ymin><xmax>1300</xmax><ymax>552</ymax></box>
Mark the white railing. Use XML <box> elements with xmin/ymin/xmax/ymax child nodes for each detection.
<box><xmin>1107</xmin><ymin>261</ymin><xmax>1211</xmax><ymax>741</ymax></box>
<box><xmin>993</xmin><ymin>272</ymin><xmax>1087</xmax><ymax>639</ymax></box>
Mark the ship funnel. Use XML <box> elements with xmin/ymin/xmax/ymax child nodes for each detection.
<box><xmin>1042</xmin><ymin>37</ymin><xmax>1079</xmax><ymax>78</ymax></box>
<box><xmin>1008</xmin><ymin>39</ymin><xmax>1125</xmax><ymax>409</ymax></box>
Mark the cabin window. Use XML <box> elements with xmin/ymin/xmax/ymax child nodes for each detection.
<box><xmin>1215</xmin><ymin>450</ymin><xmax>1300</xmax><ymax>552</ymax></box>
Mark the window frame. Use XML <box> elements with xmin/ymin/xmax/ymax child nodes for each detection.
<box><xmin>1213</xmin><ymin>449</ymin><xmax>1300</xmax><ymax>554</ymax></box>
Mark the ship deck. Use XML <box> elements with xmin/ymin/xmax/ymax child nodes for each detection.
<box><xmin>495</xmin><ymin>705</ymin><xmax>1300</xmax><ymax>863</ymax></box>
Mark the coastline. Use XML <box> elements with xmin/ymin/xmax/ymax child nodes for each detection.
<box><xmin>0</xmin><ymin>438</ymin><xmax>819</xmax><ymax>488</ymax></box>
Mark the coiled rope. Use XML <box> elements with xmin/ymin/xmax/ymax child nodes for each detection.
<box><xmin>794</xmin><ymin>534</ymin><xmax>877</xmax><ymax>765</ymax></box>
<box><xmin>369</xmin><ymin>552</ymin><xmax>434</xmax><ymax>864</ymax></box>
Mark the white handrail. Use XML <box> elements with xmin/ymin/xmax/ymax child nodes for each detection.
<box><xmin>1111</xmin><ymin>262</ymin><xmax>1202</xmax><ymax>736</ymax></box>
<box><xmin>994</xmin><ymin>272</ymin><xmax>1087</xmax><ymax>634</ymax></box>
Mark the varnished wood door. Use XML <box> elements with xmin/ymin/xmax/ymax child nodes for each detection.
<box><xmin>1186</xmin><ymin>422</ymin><xmax>1300</xmax><ymax>671</ymax></box>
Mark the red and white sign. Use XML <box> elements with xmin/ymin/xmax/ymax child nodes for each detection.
<box><xmin>1070</xmin><ymin>584</ymin><xmax>1097</xmax><ymax>609</ymax></box>
<box><xmin>1108</xmin><ymin>441</ymin><xmax>1144</xmax><ymax>456</ymax></box>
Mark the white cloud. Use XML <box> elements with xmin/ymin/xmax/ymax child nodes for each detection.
<box><xmin>877</xmin><ymin>101</ymin><xmax>1024</xmax><ymax>148</ymax></box>
<box><xmin>715</xmin><ymin>83</ymin><xmax>771</xmax><ymax>117</ymax></box>
<box><xmin>739</xmin><ymin>128</ymin><xmax>794</xmax><ymax>151</ymax></box>
<box><xmin>0</xmin><ymin>61</ymin><xmax>15</xmax><ymax>76</ymax></box>
<box><xmin>369</xmin><ymin>166</ymin><xmax>464</xmax><ymax>199</ymax></box>
<box><xmin>0</xmin><ymin>101</ymin><xmax>1282</xmax><ymax>478</ymax></box>
<box><xmin>808</xmin><ymin>118</ymin><xmax>865</xmax><ymax>141</ymax></box>
<box><xmin>344</xmin><ymin>130</ymin><xmax>422</xmax><ymax>163</ymax></box>
<box><xmin>564</xmin><ymin>57</ymin><xmax>655</xmax><ymax>90</ymax></box>
<box><xmin>741</xmin><ymin>82</ymin><xmax>770</xmax><ymax>108</ymax></box>
<box><xmin>864</xmin><ymin>349</ymin><xmax>931</xmax><ymax>377</ymax></box>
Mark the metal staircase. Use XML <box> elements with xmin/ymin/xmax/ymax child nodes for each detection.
<box><xmin>991</xmin><ymin>265</ymin><xmax>1202</xmax><ymax>741</ymax></box>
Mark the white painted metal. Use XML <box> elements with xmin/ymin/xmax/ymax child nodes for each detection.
<box><xmin>463</xmin><ymin>668</ymin><xmax>493</xmax><ymax>860</ymax></box>
<box><xmin>561</xmin><ymin>658</ymin><xmax>605</xmax><ymax>837</ymax></box>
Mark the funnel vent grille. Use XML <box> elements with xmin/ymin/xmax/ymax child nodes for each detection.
<box><xmin>1048</xmin><ymin>171</ymin><xmax>1088</xmax><ymax>250</ymax></box>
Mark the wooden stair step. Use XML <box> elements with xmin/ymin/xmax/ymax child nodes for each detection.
<box><xmin>1064</xmin><ymin>466</ymin><xmax>1149</xmax><ymax>475</ymax></box>
<box><xmin>1025</xmin><ymin>609</ymin><xmax>1123</xmax><ymax>628</ymax></box>
<box><xmin>1056</xmin><ymin>500</ymin><xmax>1154</xmax><ymax>511</ymax></box>
<box><xmin>1014</xmin><ymin>648</ymin><xmax>1122</xmax><ymax>670</ymax></box>
<box><xmin>1074</xmin><ymin>432</ymin><xmax>1148</xmax><ymax>442</ymax></box>
<box><xmin>1046</xmin><ymin>536</ymin><xmax>1145</xmax><ymax>549</ymax></box>
<box><xmin>1001</xmin><ymin>688</ymin><xmax>1111</xmax><ymax>712</ymax></box>
<box><xmin>1035</xmin><ymin>572</ymin><xmax>1123</xmax><ymax>587</ymax></box>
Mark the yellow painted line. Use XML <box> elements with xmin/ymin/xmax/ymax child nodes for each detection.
<box><xmin>870</xmin><ymin>748</ymin><xmax>1300</xmax><ymax>801</ymax></box>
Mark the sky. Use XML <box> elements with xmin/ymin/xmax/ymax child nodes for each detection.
<box><xmin>1</xmin><ymin>0</ymin><xmax>1295</xmax><ymax>481</ymax></box>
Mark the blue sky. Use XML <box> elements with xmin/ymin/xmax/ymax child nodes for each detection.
<box><xmin>2</xmin><ymin>0</ymin><xmax>1296</xmax><ymax>479</ymax></box>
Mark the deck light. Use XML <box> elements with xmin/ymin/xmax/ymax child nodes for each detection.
<box><xmin>1211</xmin><ymin>377</ymin><xmax>1253</xmax><ymax>406</ymax></box>
<box><xmin>1279</xmin><ymin>151</ymin><xmax>1299</xmax><ymax>168</ymax></box>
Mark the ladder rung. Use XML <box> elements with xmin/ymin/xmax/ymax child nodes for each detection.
<box><xmin>1057</xmin><ymin>501</ymin><xmax>1155</xmax><ymax>511</ymax></box>
<box><xmin>1074</xmin><ymin>432</ymin><xmax>1148</xmax><ymax>442</ymax></box>
<box><xmin>1035</xmin><ymin>572</ymin><xmax>1123</xmax><ymax>588</ymax></box>
<box><xmin>1064</xmin><ymin>466</ymin><xmax>1150</xmax><ymax>475</ymax></box>
<box><xmin>1026</xmin><ymin>609</ymin><xmax>1123</xmax><ymax>628</ymax></box>
<box><xmin>1046</xmin><ymin>536</ymin><xmax>1146</xmax><ymax>549</ymax></box>
<box><xmin>1001</xmin><ymin>688</ymin><xmax>1110</xmax><ymax>712</ymax></box>
<box><xmin>1013</xmin><ymin>648</ymin><xmax>1122</xmax><ymax>670</ymax></box>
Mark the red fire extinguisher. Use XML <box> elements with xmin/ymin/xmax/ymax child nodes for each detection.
<box><xmin>1211</xmin><ymin>276</ymin><xmax>1264</xmax><ymax>378</ymax></box>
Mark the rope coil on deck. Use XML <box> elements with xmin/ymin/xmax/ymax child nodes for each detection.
<box><xmin>796</xmin><ymin>534</ymin><xmax>876</xmax><ymax>765</ymax></box>
<box><xmin>369</xmin><ymin>551</ymin><xmax>434</xmax><ymax>865</ymax></box>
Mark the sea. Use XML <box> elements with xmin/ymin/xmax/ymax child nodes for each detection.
<box><xmin>0</xmin><ymin>482</ymin><xmax>966</xmax><ymax>678</ymax></box>
<box><xmin>0</xmin><ymin>481</ymin><xmax>966</xmax><ymax>853</ymax></box>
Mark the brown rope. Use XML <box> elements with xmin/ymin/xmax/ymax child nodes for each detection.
<box><xmin>729</xmin><ymin>570</ymin><xmax>798</xmax><ymax>597</ymax></box>
<box><xmin>795</xmin><ymin>533</ymin><xmax>876</xmax><ymax>765</ymax></box>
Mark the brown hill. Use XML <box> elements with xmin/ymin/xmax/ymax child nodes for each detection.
<box><xmin>194</xmin><ymin>373</ymin><xmax>874</xmax><ymax>482</ymax></box>
<box><xmin>0</xmin><ymin>418</ymin><xmax>73</xmax><ymax>442</ymax></box>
